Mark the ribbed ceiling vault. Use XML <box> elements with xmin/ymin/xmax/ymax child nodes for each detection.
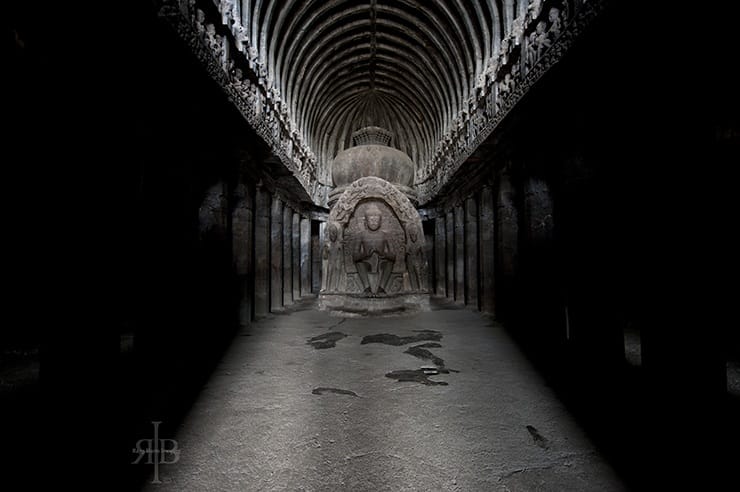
<box><xmin>242</xmin><ymin>0</ymin><xmax>526</xmax><ymax>179</ymax></box>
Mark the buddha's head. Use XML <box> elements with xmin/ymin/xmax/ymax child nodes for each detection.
<box><xmin>364</xmin><ymin>204</ymin><xmax>382</xmax><ymax>232</ymax></box>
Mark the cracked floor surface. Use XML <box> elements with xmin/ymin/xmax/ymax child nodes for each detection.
<box><xmin>144</xmin><ymin>299</ymin><xmax>626</xmax><ymax>491</ymax></box>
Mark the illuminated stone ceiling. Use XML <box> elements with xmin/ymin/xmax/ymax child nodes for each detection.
<box><xmin>268</xmin><ymin>0</ymin><xmax>501</xmax><ymax>169</ymax></box>
<box><xmin>159</xmin><ymin>0</ymin><xmax>604</xmax><ymax>205</ymax></box>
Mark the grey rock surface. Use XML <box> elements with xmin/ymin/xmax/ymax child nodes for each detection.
<box><xmin>145</xmin><ymin>300</ymin><xmax>625</xmax><ymax>491</ymax></box>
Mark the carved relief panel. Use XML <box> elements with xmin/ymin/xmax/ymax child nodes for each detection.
<box><xmin>322</xmin><ymin>177</ymin><xmax>428</xmax><ymax>297</ymax></box>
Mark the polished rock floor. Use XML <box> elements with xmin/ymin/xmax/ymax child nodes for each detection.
<box><xmin>144</xmin><ymin>299</ymin><xmax>626</xmax><ymax>491</ymax></box>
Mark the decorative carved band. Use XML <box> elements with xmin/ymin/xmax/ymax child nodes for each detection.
<box><xmin>416</xmin><ymin>0</ymin><xmax>607</xmax><ymax>204</ymax></box>
<box><xmin>156</xmin><ymin>0</ymin><xmax>323</xmax><ymax>203</ymax></box>
<box><xmin>157</xmin><ymin>0</ymin><xmax>606</xmax><ymax>207</ymax></box>
<box><xmin>328</xmin><ymin>177</ymin><xmax>420</xmax><ymax>229</ymax></box>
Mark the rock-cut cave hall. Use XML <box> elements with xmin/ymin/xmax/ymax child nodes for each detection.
<box><xmin>3</xmin><ymin>0</ymin><xmax>738</xmax><ymax>490</ymax></box>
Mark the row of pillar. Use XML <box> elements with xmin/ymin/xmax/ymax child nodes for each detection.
<box><xmin>202</xmin><ymin>180</ymin><xmax>317</xmax><ymax>326</ymax></box>
<box><xmin>430</xmin><ymin>168</ymin><xmax>574</xmax><ymax>360</ymax></box>
<box><xmin>248</xmin><ymin>187</ymin><xmax>316</xmax><ymax>320</ymax></box>
<box><xmin>430</xmin><ymin>158</ymin><xmax>681</xmax><ymax>378</ymax></box>
<box><xmin>432</xmin><ymin>183</ymin><xmax>503</xmax><ymax>316</ymax></box>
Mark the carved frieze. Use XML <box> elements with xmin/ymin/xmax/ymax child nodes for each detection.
<box><xmin>159</xmin><ymin>0</ymin><xmax>606</xmax><ymax>207</ymax></box>
<box><xmin>417</xmin><ymin>0</ymin><xmax>606</xmax><ymax>204</ymax></box>
<box><xmin>159</xmin><ymin>0</ymin><xmax>319</xmax><ymax>202</ymax></box>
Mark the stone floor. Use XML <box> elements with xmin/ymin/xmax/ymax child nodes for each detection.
<box><xmin>143</xmin><ymin>298</ymin><xmax>626</xmax><ymax>491</ymax></box>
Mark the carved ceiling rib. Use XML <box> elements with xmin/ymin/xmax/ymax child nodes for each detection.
<box><xmin>157</xmin><ymin>0</ymin><xmax>605</xmax><ymax>205</ymax></box>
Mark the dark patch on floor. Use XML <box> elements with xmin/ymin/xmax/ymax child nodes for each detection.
<box><xmin>385</xmin><ymin>369</ymin><xmax>449</xmax><ymax>386</ymax></box>
<box><xmin>526</xmin><ymin>425</ymin><xmax>550</xmax><ymax>449</ymax></box>
<box><xmin>307</xmin><ymin>332</ymin><xmax>347</xmax><ymax>349</ymax></box>
<box><xmin>312</xmin><ymin>387</ymin><xmax>358</xmax><ymax>397</ymax></box>
<box><xmin>404</xmin><ymin>346</ymin><xmax>445</xmax><ymax>366</ymax></box>
<box><xmin>361</xmin><ymin>330</ymin><xmax>442</xmax><ymax>346</ymax></box>
<box><xmin>404</xmin><ymin>344</ymin><xmax>460</xmax><ymax>374</ymax></box>
<box><xmin>412</xmin><ymin>342</ymin><xmax>442</xmax><ymax>348</ymax></box>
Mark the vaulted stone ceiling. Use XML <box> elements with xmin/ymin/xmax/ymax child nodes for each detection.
<box><xmin>254</xmin><ymin>0</ymin><xmax>524</xmax><ymax>175</ymax></box>
<box><xmin>161</xmin><ymin>0</ymin><xmax>602</xmax><ymax>204</ymax></box>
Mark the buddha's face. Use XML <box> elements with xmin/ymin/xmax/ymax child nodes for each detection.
<box><xmin>329</xmin><ymin>226</ymin><xmax>337</xmax><ymax>242</ymax></box>
<box><xmin>366</xmin><ymin>213</ymin><xmax>381</xmax><ymax>231</ymax></box>
<box><xmin>409</xmin><ymin>229</ymin><xmax>418</xmax><ymax>243</ymax></box>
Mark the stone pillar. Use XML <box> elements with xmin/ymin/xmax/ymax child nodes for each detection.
<box><xmin>283</xmin><ymin>205</ymin><xmax>293</xmax><ymax>306</ymax></box>
<box><xmin>556</xmin><ymin>177</ymin><xmax>624</xmax><ymax>369</ymax></box>
<box><xmin>254</xmin><ymin>186</ymin><xmax>271</xmax><ymax>318</ymax></box>
<box><xmin>196</xmin><ymin>180</ymin><xmax>231</xmax><ymax>329</ymax></box>
<box><xmin>311</xmin><ymin>221</ymin><xmax>322</xmax><ymax>293</ymax></box>
<box><xmin>197</xmin><ymin>181</ymin><xmax>228</xmax><ymax>241</ymax></box>
<box><xmin>422</xmin><ymin>221</ymin><xmax>434</xmax><ymax>292</ymax></box>
<box><xmin>521</xmin><ymin>176</ymin><xmax>560</xmax><ymax>345</ymax></box>
<box><xmin>270</xmin><ymin>195</ymin><xmax>283</xmax><ymax>312</ymax></box>
<box><xmin>479</xmin><ymin>185</ymin><xmax>496</xmax><ymax>314</ymax></box>
<box><xmin>445</xmin><ymin>210</ymin><xmax>455</xmax><ymax>299</ymax></box>
<box><xmin>435</xmin><ymin>215</ymin><xmax>446</xmax><ymax>296</ymax></box>
<box><xmin>454</xmin><ymin>204</ymin><xmax>465</xmax><ymax>304</ymax></box>
<box><xmin>291</xmin><ymin>211</ymin><xmax>301</xmax><ymax>301</ymax></box>
<box><xmin>318</xmin><ymin>222</ymin><xmax>326</xmax><ymax>290</ymax></box>
<box><xmin>292</xmin><ymin>212</ymin><xmax>301</xmax><ymax>300</ymax></box>
<box><xmin>496</xmin><ymin>169</ymin><xmax>518</xmax><ymax>321</ymax></box>
<box><xmin>300</xmin><ymin>217</ymin><xmax>311</xmax><ymax>296</ymax></box>
<box><xmin>465</xmin><ymin>196</ymin><xmax>479</xmax><ymax>309</ymax></box>
<box><xmin>497</xmin><ymin>171</ymin><xmax>518</xmax><ymax>276</ymax></box>
<box><xmin>232</xmin><ymin>183</ymin><xmax>253</xmax><ymax>326</ymax></box>
<box><xmin>523</xmin><ymin>177</ymin><xmax>554</xmax><ymax>247</ymax></box>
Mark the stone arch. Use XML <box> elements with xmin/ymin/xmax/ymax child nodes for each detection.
<box><xmin>328</xmin><ymin>176</ymin><xmax>421</xmax><ymax>231</ymax></box>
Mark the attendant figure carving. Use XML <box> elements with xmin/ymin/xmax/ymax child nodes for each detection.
<box><xmin>322</xmin><ymin>224</ymin><xmax>343</xmax><ymax>291</ymax></box>
<box><xmin>194</xmin><ymin>9</ymin><xmax>206</xmax><ymax>35</ymax></box>
<box><xmin>526</xmin><ymin>29</ymin><xmax>538</xmax><ymax>69</ymax></box>
<box><xmin>535</xmin><ymin>21</ymin><xmax>551</xmax><ymax>59</ymax></box>
<box><xmin>528</xmin><ymin>0</ymin><xmax>543</xmax><ymax>22</ymax></box>
<box><xmin>406</xmin><ymin>226</ymin><xmax>424</xmax><ymax>291</ymax></box>
<box><xmin>548</xmin><ymin>7</ymin><xmax>563</xmax><ymax>41</ymax></box>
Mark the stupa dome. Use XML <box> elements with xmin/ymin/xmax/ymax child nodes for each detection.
<box><xmin>330</xmin><ymin>127</ymin><xmax>416</xmax><ymax>204</ymax></box>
